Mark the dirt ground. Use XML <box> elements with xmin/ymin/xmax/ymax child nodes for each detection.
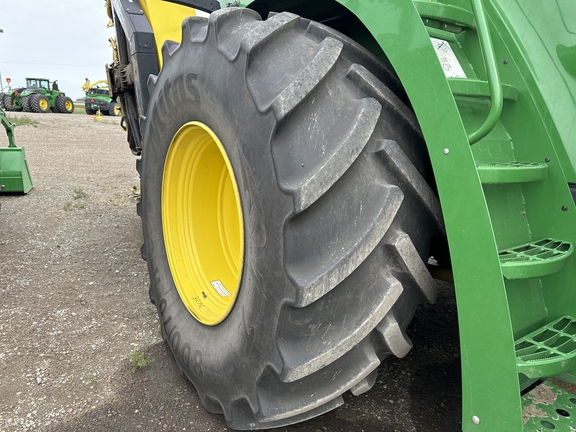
<box><xmin>0</xmin><ymin>111</ymin><xmax>463</xmax><ymax>432</ymax></box>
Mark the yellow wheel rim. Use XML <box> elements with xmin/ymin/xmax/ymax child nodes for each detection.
<box><xmin>162</xmin><ymin>121</ymin><xmax>244</xmax><ymax>326</ymax></box>
<box><xmin>39</xmin><ymin>98</ymin><xmax>48</xmax><ymax>110</ymax></box>
<box><xmin>65</xmin><ymin>100</ymin><xmax>73</xmax><ymax>111</ymax></box>
<box><xmin>114</xmin><ymin>105</ymin><xmax>121</xmax><ymax>116</ymax></box>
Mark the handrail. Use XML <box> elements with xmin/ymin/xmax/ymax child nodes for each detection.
<box><xmin>468</xmin><ymin>0</ymin><xmax>503</xmax><ymax>144</ymax></box>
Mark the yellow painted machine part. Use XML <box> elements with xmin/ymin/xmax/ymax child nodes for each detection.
<box><xmin>39</xmin><ymin>98</ymin><xmax>48</xmax><ymax>110</ymax></box>
<box><xmin>139</xmin><ymin>0</ymin><xmax>197</xmax><ymax>68</ymax></box>
<box><xmin>162</xmin><ymin>122</ymin><xmax>244</xmax><ymax>326</ymax></box>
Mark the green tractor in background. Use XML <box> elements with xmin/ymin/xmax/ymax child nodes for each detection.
<box><xmin>17</xmin><ymin>77</ymin><xmax>74</xmax><ymax>114</ymax></box>
<box><xmin>82</xmin><ymin>78</ymin><xmax>121</xmax><ymax>116</ymax></box>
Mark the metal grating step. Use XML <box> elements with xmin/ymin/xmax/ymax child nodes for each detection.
<box><xmin>499</xmin><ymin>238</ymin><xmax>573</xmax><ymax>280</ymax></box>
<box><xmin>516</xmin><ymin>316</ymin><xmax>576</xmax><ymax>379</ymax></box>
<box><xmin>522</xmin><ymin>380</ymin><xmax>576</xmax><ymax>431</ymax></box>
<box><xmin>477</xmin><ymin>161</ymin><xmax>548</xmax><ymax>184</ymax></box>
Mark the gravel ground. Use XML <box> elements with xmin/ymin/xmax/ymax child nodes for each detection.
<box><xmin>0</xmin><ymin>111</ymin><xmax>463</xmax><ymax>432</ymax></box>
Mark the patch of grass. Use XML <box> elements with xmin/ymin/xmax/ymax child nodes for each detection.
<box><xmin>7</xmin><ymin>115</ymin><xmax>39</xmax><ymax>128</ymax></box>
<box><xmin>73</xmin><ymin>187</ymin><xmax>89</xmax><ymax>200</ymax></box>
<box><xmin>126</xmin><ymin>351</ymin><xmax>154</xmax><ymax>373</ymax></box>
<box><xmin>64</xmin><ymin>187</ymin><xmax>90</xmax><ymax>211</ymax></box>
<box><xmin>73</xmin><ymin>104</ymin><xmax>87</xmax><ymax>115</ymax></box>
<box><xmin>104</xmin><ymin>192</ymin><xmax>127</xmax><ymax>207</ymax></box>
<box><xmin>88</xmin><ymin>374</ymin><xmax>100</xmax><ymax>383</ymax></box>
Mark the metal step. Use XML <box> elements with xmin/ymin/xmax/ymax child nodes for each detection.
<box><xmin>449</xmin><ymin>78</ymin><xmax>519</xmax><ymax>102</ymax></box>
<box><xmin>477</xmin><ymin>162</ymin><xmax>548</xmax><ymax>184</ymax></box>
<box><xmin>413</xmin><ymin>0</ymin><xmax>475</xmax><ymax>29</ymax></box>
<box><xmin>516</xmin><ymin>316</ymin><xmax>576</xmax><ymax>379</ymax></box>
<box><xmin>499</xmin><ymin>238</ymin><xmax>573</xmax><ymax>280</ymax></box>
<box><xmin>522</xmin><ymin>380</ymin><xmax>576</xmax><ymax>431</ymax></box>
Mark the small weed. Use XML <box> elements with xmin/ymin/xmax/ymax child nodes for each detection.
<box><xmin>7</xmin><ymin>115</ymin><xmax>39</xmax><ymax>128</ymax></box>
<box><xmin>73</xmin><ymin>187</ymin><xmax>89</xmax><ymax>200</ymax></box>
<box><xmin>126</xmin><ymin>351</ymin><xmax>154</xmax><ymax>373</ymax></box>
<box><xmin>64</xmin><ymin>188</ymin><xmax>90</xmax><ymax>211</ymax></box>
<box><xmin>104</xmin><ymin>192</ymin><xmax>127</xmax><ymax>206</ymax></box>
<box><xmin>64</xmin><ymin>200</ymin><xmax>86</xmax><ymax>211</ymax></box>
<box><xmin>88</xmin><ymin>374</ymin><xmax>99</xmax><ymax>382</ymax></box>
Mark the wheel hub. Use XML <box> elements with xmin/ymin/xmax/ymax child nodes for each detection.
<box><xmin>162</xmin><ymin>122</ymin><xmax>244</xmax><ymax>325</ymax></box>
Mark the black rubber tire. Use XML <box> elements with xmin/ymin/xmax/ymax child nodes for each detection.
<box><xmin>21</xmin><ymin>96</ymin><xmax>30</xmax><ymax>112</ymax></box>
<box><xmin>0</xmin><ymin>93</ymin><xmax>5</xmax><ymax>110</ymax></box>
<box><xmin>56</xmin><ymin>95</ymin><xmax>74</xmax><ymax>113</ymax></box>
<box><xmin>4</xmin><ymin>95</ymin><xmax>14</xmax><ymax>111</ymax></box>
<box><xmin>30</xmin><ymin>94</ymin><xmax>50</xmax><ymax>113</ymax></box>
<box><xmin>108</xmin><ymin>101</ymin><xmax>120</xmax><ymax>116</ymax></box>
<box><xmin>140</xmin><ymin>9</ymin><xmax>443</xmax><ymax>430</ymax></box>
<box><xmin>85</xmin><ymin>105</ymin><xmax>96</xmax><ymax>115</ymax></box>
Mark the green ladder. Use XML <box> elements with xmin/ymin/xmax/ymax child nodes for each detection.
<box><xmin>417</xmin><ymin>0</ymin><xmax>576</xmax><ymax>430</ymax></box>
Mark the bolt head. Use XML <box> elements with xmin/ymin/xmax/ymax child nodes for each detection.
<box><xmin>443</xmin><ymin>148</ymin><xmax>450</xmax><ymax>155</ymax></box>
<box><xmin>472</xmin><ymin>415</ymin><xmax>481</xmax><ymax>425</ymax></box>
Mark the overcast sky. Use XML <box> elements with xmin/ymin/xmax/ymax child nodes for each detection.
<box><xmin>1</xmin><ymin>1</ymin><xmax>121</xmax><ymax>100</ymax></box>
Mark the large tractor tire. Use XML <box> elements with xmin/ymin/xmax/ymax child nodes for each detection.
<box><xmin>139</xmin><ymin>8</ymin><xmax>443</xmax><ymax>430</ymax></box>
<box><xmin>3</xmin><ymin>95</ymin><xmax>14</xmax><ymax>111</ymax></box>
<box><xmin>30</xmin><ymin>94</ymin><xmax>50</xmax><ymax>113</ymax></box>
<box><xmin>21</xmin><ymin>96</ymin><xmax>31</xmax><ymax>112</ymax></box>
<box><xmin>56</xmin><ymin>95</ymin><xmax>74</xmax><ymax>114</ymax></box>
<box><xmin>108</xmin><ymin>101</ymin><xmax>120</xmax><ymax>116</ymax></box>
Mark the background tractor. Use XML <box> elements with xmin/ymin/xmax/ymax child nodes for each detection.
<box><xmin>105</xmin><ymin>0</ymin><xmax>576</xmax><ymax>430</ymax></box>
<box><xmin>17</xmin><ymin>77</ymin><xmax>74</xmax><ymax>114</ymax></box>
<box><xmin>82</xmin><ymin>78</ymin><xmax>121</xmax><ymax>116</ymax></box>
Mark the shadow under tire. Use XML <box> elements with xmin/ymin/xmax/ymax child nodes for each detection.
<box><xmin>139</xmin><ymin>8</ymin><xmax>444</xmax><ymax>430</ymax></box>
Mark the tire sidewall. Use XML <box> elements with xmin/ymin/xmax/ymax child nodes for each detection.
<box><xmin>140</xmin><ymin>38</ymin><xmax>292</xmax><ymax>401</ymax></box>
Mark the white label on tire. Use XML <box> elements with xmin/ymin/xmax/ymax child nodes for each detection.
<box><xmin>430</xmin><ymin>37</ymin><xmax>467</xmax><ymax>78</ymax></box>
<box><xmin>211</xmin><ymin>280</ymin><xmax>231</xmax><ymax>297</ymax></box>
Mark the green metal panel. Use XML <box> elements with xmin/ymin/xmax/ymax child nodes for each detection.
<box><xmin>0</xmin><ymin>107</ymin><xmax>34</xmax><ymax>193</ymax></box>
<box><xmin>522</xmin><ymin>380</ymin><xmax>576</xmax><ymax>430</ymax></box>
<box><xmin>488</xmin><ymin>0</ymin><xmax>576</xmax><ymax>183</ymax></box>
<box><xmin>0</xmin><ymin>147</ymin><xmax>34</xmax><ymax>193</ymax></box>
